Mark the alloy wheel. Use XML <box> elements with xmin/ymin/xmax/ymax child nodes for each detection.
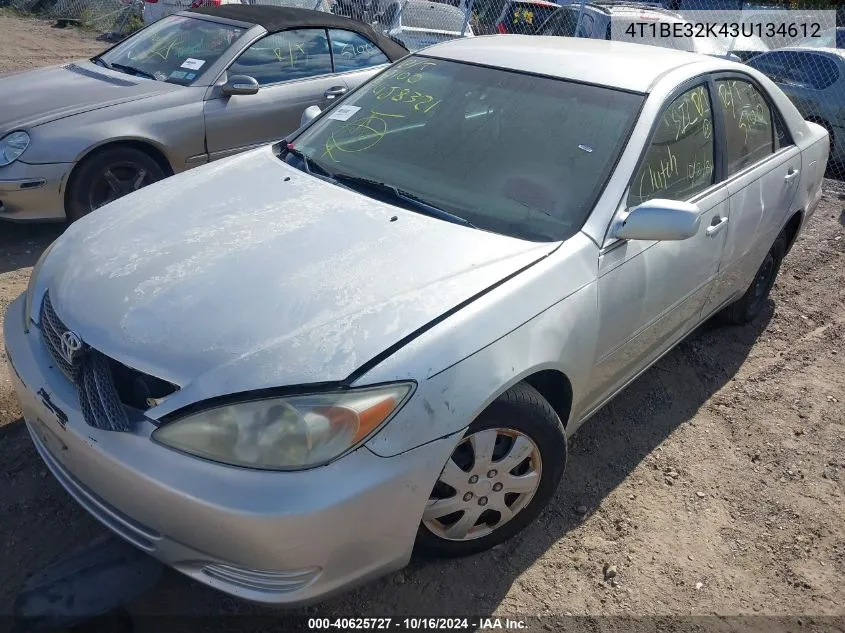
<box><xmin>88</xmin><ymin>161</ymin><xmax>154</xmax><ymax>211</ymax></box>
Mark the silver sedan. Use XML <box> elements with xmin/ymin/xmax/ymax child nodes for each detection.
<box><xmin>4</xmin><ymin>37</ymin><xmax>828</xmax><ymax>605</ymax></box>
<box><xmin>0</xmin><ymin>5</ymin><xmax>406</xmax><ymax>223</ymax></box>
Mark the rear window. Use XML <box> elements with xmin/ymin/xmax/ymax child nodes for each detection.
<box><xmin>402</xmin><ymin>3</ymin><xmax>466</xmax><ymax>31</ymax></box>
<box><xmin>500</xmin><ymin>2</ymin><xmax>558</xmax><ymax>34</ymax></box>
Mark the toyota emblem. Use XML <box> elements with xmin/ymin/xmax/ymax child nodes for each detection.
<box><xmin>59</xmin><ymin>331</ymin><xmax>83</xmax><ymax>365</ymax></box>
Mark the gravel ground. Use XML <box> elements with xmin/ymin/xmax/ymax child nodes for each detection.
<box><xmin>0</xmin><ymin>13</ymin><xmax>843</xmax><ymax>630</ymax></box>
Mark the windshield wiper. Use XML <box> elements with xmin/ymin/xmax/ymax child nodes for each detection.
<box><xmin>92</xmin><ymin>57</ymin><xmax>112</xmax><ymax>70</ymax></box>
<box><xmin>109</xmin><ymin>63</ymin><xmax>158</xmax><ymax>81</ymax></box>
<box><xmin>283</xmin><ymin>144</ymin><xmax>335</xmax><ymax>180</ymax></box>
<box><xmin>332</xmin><ymin>173</ymin><xmax>476</xmax><ymax>229</ymax></box>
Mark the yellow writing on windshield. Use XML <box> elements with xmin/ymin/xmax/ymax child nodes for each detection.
<box><xmin>323</xmin><ymin>110</ymin><xmax>406</xmax><ymax>160</ymax></box>
<box><xmin>372</xmin><ymin>85</ymin><xmax>442</xmax><ymax>112</ymax></box>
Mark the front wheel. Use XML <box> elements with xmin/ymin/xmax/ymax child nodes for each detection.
<box><xmin>66</xmin><ymin>147</ymin><xmax>166</xmax><ymax>222</ymax></box>
<box><xmin>416</xmin><ymin>382</ymin><xmax>567</xmax><ymax>557</ymax></box>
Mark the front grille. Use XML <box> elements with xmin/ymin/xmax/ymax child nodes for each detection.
<box><xmin>40</xmin><ymin>292</ymin><xmax>78</xmax><ymax>380</ymax></box>
<box><xmin>39</xmin><ymin>292</ymin><xmax>130</xmax><ymax>432</ymax></box>
<box><xmin>78</xmin><ymin>352</ymin><xmax>131</xmax><ymax>432</ymax></box>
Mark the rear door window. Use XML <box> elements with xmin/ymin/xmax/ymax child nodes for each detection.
<box><xmin>716</xmin><ymin>79</ymin><xmax>774</xmax><ymax>175</ymax></box>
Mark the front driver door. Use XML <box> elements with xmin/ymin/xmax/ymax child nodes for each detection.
<box><xmin>582</xmin><ymin>81</ymin><xmax>730</xmax><ymax>414</ymax></box>
<box><xmin>203</xmin><ymin>28</ymin><xmax>349</xmax><ymax>161</ymax></box>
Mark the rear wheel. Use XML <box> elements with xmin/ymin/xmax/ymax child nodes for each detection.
<box><xmin>66</xmin><ymin>147</ymin><xmax>166</xmax><ymax>222</ymax></box>
<box><xmin>416</xmin><ymin>382</ymin><xmax>567</xmax><ymax>557</ymax></box>
<box><xmin>721</xmin><ymin>232</ymin><xmax>787</xmax><ymax>325</ymax></box>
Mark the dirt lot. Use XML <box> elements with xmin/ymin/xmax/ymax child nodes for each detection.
<box><xmin>0</xmin><ymin>12</ymin><xmax>844</xmax><ymax>630</ymax></box>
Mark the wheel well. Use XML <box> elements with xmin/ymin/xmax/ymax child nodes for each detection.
<box><xmin>523</xmin><ymin>369</ymin><xmax>573</xmax><ymax>428</ymax></box>
<box><xmin>783</xmin><ymin>211</ymin><xmax>803</xmax><ymax>255</ymax></box>
<box><xmin>64</xmin><ymin>140</ymin><xmax>174</xmax><ymax>207</ymax></box>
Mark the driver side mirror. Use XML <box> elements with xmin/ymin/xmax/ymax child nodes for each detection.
<box><xmin>221</xmin><ymin>75</ymin><xmax>259</xmax><ymax>97</ymax></box>
<box><xmin>613</xmin><ymin>199</ymin><xmax>701</xmax><ymax>242</ymax></box>
<box><xmin>301</xmin><ymin>105</ymin><xmax>322</xmax><ymax>127</ymax></box>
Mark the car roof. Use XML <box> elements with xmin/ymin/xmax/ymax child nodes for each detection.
<box><xmin>187</xmin><ymin>5</ymin><xmax>408</xmax><ymax>59</ymax></box>
<box><xmin>420</xmin><ymin>35</ymin><xmax>714</xmax><ymax>93</ymax></box>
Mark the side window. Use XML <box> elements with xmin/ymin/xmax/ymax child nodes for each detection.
<box><xmin>228</xmin><ymin>29</ymin><xmax>332</xmax><ymax>86</ymax></box>
<box><xmin>716</xmin><ymin>79</ymin><xmax>774</xmax><ymax>175</ymax></box>
<box><xmin>628</xmin><ymin>84</ymin><xmax>715</xmax><ymax>207</ymax></box>
<box><xmin>329</xmin><ymin>30</ymin><xmax>389</xmax><ymax>72</ymax></box>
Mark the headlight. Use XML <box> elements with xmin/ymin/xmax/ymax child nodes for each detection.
<box><xmin>152</xmin><ymin>383</ymin><xmax>414</xmax><ymax>470</ymax></box>
<box><xmin>24</xmin><ymin>240</ymin><xmax>57</xmax><ymax>332</ymax></box>
<box><xmin>0</xmin><ymin>131</ymin><xmax>30</xmax><ymax>167</ymax></box>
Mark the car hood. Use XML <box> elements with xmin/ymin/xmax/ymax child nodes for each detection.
<box><xmin>43</xmin><ymin>146</ymin><xmax>555</xmax><ymax>400</ymax></box>
<box><xmin>0</xmin><ymin>61</ymin><xmax>183</xmax><ymax>133</ymax></box>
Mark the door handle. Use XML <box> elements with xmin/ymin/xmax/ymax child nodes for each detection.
<box><xmin>324</xmin><ymin>85</ymin><xmax>348</xmax><ymax>100</ymax></box>
<box><xmin>706</xmin><ymin>215</ymin><xmax>729</xmax><ymax>237</ymax></box>
<box><xmin>784</xmin><ymin>168</ymin><xmax>800</xmax><ymax>182</ymax></box>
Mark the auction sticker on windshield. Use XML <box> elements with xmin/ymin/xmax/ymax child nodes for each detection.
<box><xmin>329</xmin><ymin>105</ymin><xmax>362</xmax><ymax>122</ymax></box>
<box><xmin>180</xmin><ymin>58</ymin><xmax>206</xmax><ymax>70</ymax></box>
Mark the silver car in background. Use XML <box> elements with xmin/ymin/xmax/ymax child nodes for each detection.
<box><xmin>537</xmin><ymin>1</ymin><xmax>742</xmax><ymax>60</ymax></box>
<box><xmin>4</xmin><ymin>37</ymin><xmax>827</xmax><ymax>606</ymax></box>
<box><xmin>375</xmin><ymin>0</ymin><xmax>474</xmax><ymax>51</ymax></box>
<box><xmin>0</xmin><ymin>5</ymin><xmax>406</xmax><ymax>223</ymax></box>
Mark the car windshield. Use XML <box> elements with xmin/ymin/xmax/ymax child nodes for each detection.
<box><xmin>290</xmin><ymin>56</ymin><xmax>643</xmax><ymax>242</ymax></box>
<box><xmin>96</xmin><ymin>15</ymin><xmax>246</xmax><ymax>85</ymax></box>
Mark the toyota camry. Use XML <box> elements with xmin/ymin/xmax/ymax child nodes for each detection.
<box><xmin>4</xmin><ymin>36</ymin><xmax>828</xmax><ymax>605</ymax></box>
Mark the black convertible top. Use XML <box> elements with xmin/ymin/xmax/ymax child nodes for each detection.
<box><xmin>189</xmin><ymin>5</ymin><xmax>408</xmax><ymax>60</ymax></box>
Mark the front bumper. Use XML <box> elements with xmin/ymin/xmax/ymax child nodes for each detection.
<box><xmin>4</xmin><ymin>295</ymin><xmax>456</xmax><ymax>605</ymax></box>
<box><xmin>0</xmin><ymin>161</ymin><xmax>71</xmax><ymax>222</ymax></box>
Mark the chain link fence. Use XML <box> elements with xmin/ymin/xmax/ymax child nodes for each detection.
<box><xmin>3</xmin><ymin>0</ymin><xmax>843</xmax><ymax>176</ymax></box>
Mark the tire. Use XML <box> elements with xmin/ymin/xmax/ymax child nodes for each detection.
<box><xmin>415</xmin><ymin>382</ymin><xmax>567</xmax><ymax>557</ymax></box>
<box><xmin>721</xmin><ymin>232</ymin><xmax>787</xmax><ymax>325</ymax></box>
<box><xmin>66</xmin><ymin>146</ymin><xmax>166</xmax><ymax>223</ymax></box>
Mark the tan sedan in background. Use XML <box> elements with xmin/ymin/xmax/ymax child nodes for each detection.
<box><xmin>0</xmin><ymin>5</ymin><xmax>406</xmax><ymax>223</ymax></box>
